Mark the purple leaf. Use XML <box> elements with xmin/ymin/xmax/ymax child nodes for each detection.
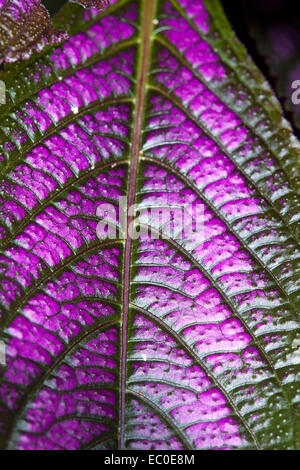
<box><xmin>0</xmin><ymin>0</ymin><xmax>299</xmax><ymax>450</ymax></box>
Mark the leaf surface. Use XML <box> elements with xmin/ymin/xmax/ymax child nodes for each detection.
<box><xmin>0</xmin><ymin>0</ymin><xmax>299</xmax><ymax>450</ymax></box>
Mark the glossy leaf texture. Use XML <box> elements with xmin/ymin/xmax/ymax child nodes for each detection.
<box><xmin>0</xmin><ymin>0</ymin><xmax>299</xmax><ymax>450</ymax></box>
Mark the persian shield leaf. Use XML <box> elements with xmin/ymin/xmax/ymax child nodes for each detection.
<box><xmin>0</xmin><ymin>0</ymin><xmax>299</xmax><ymax>450</ymax></box>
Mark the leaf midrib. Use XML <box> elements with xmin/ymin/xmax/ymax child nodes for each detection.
<box><xmin>119</xmin><ymin>0</ymin><xmax>157</xmax><ymax>450</ymax></box>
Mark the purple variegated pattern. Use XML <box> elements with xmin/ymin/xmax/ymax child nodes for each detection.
<box><xmin>0</xmin><ymin>0</ymin><xmax>299</xmax><ymax>451</ymax></box>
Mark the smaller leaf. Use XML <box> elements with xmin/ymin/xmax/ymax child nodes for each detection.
<box><xmin>0</xmin><ymin>0</ymin><xmax>68</xmax><ymax>65</ymax></box>
<box><xmin>69</xmin><ymin>0</ymin><xmax>109</xmax><ymax>10</ymax></box>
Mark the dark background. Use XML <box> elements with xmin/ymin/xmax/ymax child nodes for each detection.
<box><xmin>44</xmin><ymin>0</ymin><xmax>65</xmax><ymax>14</ymax></box>
<box><xmin>223</xmin><ymin>0</ymin><xmax>300</xmax><ymax>136</ymax></box>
